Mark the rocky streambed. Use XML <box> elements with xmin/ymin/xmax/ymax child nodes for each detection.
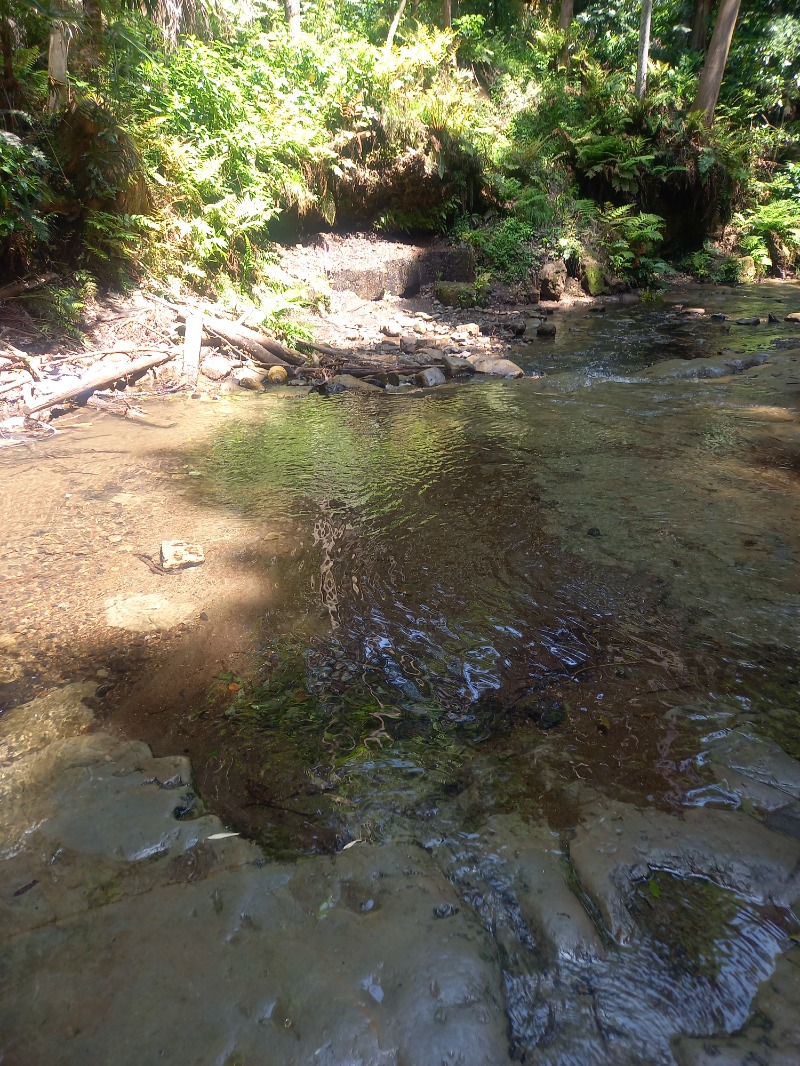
<box><xmin>2</xmin><ymin>266</ymin><xmax>800</xmax><ymax>1064</ymax></box>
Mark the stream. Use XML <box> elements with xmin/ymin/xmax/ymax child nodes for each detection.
<box><xmin>2</xmin><ymin>283</ymin><xmax>800</xmax><ymax>1065</ymax></box>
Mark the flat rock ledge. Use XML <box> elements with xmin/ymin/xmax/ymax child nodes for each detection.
<box><xmin>0</xmin><ymin>687</ymin><xmax>509</xmax><ymax>1066</ymax></box>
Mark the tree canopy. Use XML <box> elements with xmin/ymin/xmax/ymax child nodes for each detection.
<box><xmin>1</xmin><ymin>0</ymin><xmax>799</xmax><ymax>313</ymax></box>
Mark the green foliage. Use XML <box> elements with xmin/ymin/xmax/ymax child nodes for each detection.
<box><xmin>81</xmin><ymin>210</ymin><xmax>157</xmax><ymax>284</ymax></box>
<box><xmin>680</xmin><ymin>246</ymin><xmax>715</xmax><ymax>281</ymax></box>
<box><xmin>24</xmin><ymin>274</ymin><xmax>98</xmax><ymax>338</ymax></box>
<box><xmin>734</xmin><ymin>197</ymin><xmax>800</xmax><ymax>272</ymax></box>
<box><xmin>714</xmin><ymin>256</ymin><xmax>742</xmax><ymax>285</ymax></box>
<box><xmin>596</xmin><ymin>204</ymin><xmax>665</xmax><ymax>282</ymax></box>
<box><xmin>463</xmin><ymin>217</ymin><xmax>535</xmax><ymax>281</ymax></box>
<box><xmin>0</xmin><ymin>130</ymin><xmax>50</xmax><ymax>267</ymax></box>
<box><xmin>2</xmin><ymin>0</ymin><xmax>800</xmax><ymax>305</ymax></box>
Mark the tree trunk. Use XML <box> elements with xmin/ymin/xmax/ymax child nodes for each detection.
<box><xmin>79</xmin><ymin>0</ymin><xmax>103</xmax><ymax>69</ymax></box>
<box><xmin>47</xmin><ymin>3</ymin><xmax>71</xmax><ymax>113</ymax></box>
<box><xmin>692</xmin><ymin>0</ymin><xmax>741</xmax><ymax>125</ymax></box>
<box><xmin>689</xmin><ymin>0</ymin><xmax>714</xmax><ymax>51</ymax></box>
<box><xmin>83</xmin><ymin>0</ymin><xmax>102</xmax><ymax>40</ymax></box>
<box><xmin>635</xmin><ymin>0</ymin><xmax>653</xmax><ymax>100</ymax></box>
<box><xmin>285</xmin><ymin>0</ymin><xmax>300</xmax><ymax>38</ymax></box>
<box><xmin>385</xmin><ymin>0</ymin><xmax>407</xmax><ymax>52</ymax></box>
<box><xmin>442</xmin><ymin>0</ymin><xmax>452</xmax><ymax>29</ymax></box>
<box><xmin>557</xmin><ymin>0</ymin><xmax>573</xmax><ymax>69</ymax></box>
<box><xmin>1</xmin><ymin>6</ymin><xmax>14</xmax><ymax>89</ymax></box>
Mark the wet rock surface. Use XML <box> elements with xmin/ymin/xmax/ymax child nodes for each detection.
<box><xmin>0</xmin><ymin>686</ymin><xmax>508</xmax><ymax>1066</ymax></box>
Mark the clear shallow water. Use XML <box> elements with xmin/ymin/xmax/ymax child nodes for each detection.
<box><xmin>168</xmin><ymin>289</ymin><xmax>800</xmax><ymax>1059</ymax></box>
<box><xmin>515</xmin><ymin>279</ymin><xmax>800</xmax><ymax>378</ymax></box>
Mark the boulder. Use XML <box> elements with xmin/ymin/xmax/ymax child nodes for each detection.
<box><xmin>538</xmin><ymin>259</ymin><xmax>568</xmax><ymax>301</ymax></box>
<box><xmin>784</xmin><ymin>312</ymin><xmax>800</xmax><ymax>323</ymax></box>
<box><xmin>442</xmin><ymin>355</ymin><xmax>475</xmax><ymax>377</ymax></box>
<box><xmin>536</xmin><ymin>322</ymin><xmax>556</xmax><ymax>338</ymax></box>
<box><xmin>735</xmin><ymin>317</ymin><xmax>761</xmax><ymax>326</ymax></box>
<box><xmin>563</xmin><ymin>277</ymin><xmax>585</xmax><ymax>298</ymax></box>
<box><xmin>738</xmin><ymin>255</ymin><xmax>758</xmax><ymax>282</ymax></box>
<box><xmin>200</xmin><ymin>355</ymin><xmax>233</xmax><ymax>381</ymax></box>
<box><xmin>416</xmin><ymin>367</ymin><xmax>446</xmax><ymax>388</ymax></box>
<box><xmin>266</xmin><ymin>365</ymin><xmax>289</xmax><ymax>385</ymax></box>
<box><xmin>581</xmin><ymin>256</ymin><xmax>609</xmax><ymax>296</ymax></box>
<box><xmin>233</xmin><ymin>367</ymin><xmax>267</xmax><ymax>390</ymax></box>
<box><xmin>468</xmin><ymin>355</ymin><xmax>524</xmax><ymax>378</ymax></box>
<box><xmin>434</xmin><ymin>281</ymin><xmax>488</xmax><ymax>309</ymax></box>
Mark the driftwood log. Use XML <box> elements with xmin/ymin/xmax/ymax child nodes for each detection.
<box><xmin>182</xmin><ymin>313</ymin><xmax>202</xmax><ymax>385</ymax></box>
<box><xmin>23</xmin><ymin>349</ymin><xmax>174</xmax><ymax>415</ymax></box>
<box><xmin>0</xmin><ymin>273</ymin><xmax>58</xmax><ymax>302</ymax></box>
<box><xmin>177</xmin><ymin>310</ymin><xmax>308</xmax><ymax>368</ymax></box>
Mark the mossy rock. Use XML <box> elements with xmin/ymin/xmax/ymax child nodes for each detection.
<box><xmin>737</xmin><ymin>255</ymin><xmax>757</xmax><ymax>282</ymax></box>
<box><xmin>435</xmin><ymin>280</ymin><xmax>488</xmax><ymax>308</ymax></box>
<box><xmin>582</xmin><ymin>256</ymin><xmax>610</xmax><ymax>296</ymax></box>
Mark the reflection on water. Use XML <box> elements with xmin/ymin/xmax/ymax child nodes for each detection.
<box><xmin>179</xmin><ymin>292</ymin><xmax>800</xmax><ymax>1063</ymax></box>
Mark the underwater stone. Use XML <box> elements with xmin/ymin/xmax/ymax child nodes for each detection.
<box><xmin>160</xmin><ymin>541</ymin><xmax>205</xmax><ymax>571</ymax></box>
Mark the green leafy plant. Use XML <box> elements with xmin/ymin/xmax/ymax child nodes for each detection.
<box><xmin>734</xmin><ymin>197</ymin><xmax>800</xmax><ymax>274</ymax></box>
<box><xmin>0</xmin><ymin>130</ymin><xmax>50</xmax><ymax>269</ymax></box>
<box><xmin>464</xmin><ymin>217</ymin><xmax>535</xmax><ymax>281</ymax></box>
<box><xmin>597</xmin><ymin>204</ymin><xmax>664</xmax><ymax>280</ymax></box>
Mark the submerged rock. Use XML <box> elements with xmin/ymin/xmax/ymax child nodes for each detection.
<box><xmin>160</xmin><ymin>540</ymin><xmax>204</xmax><ymax>571</ymax></box>
<box><xmin>514</xmin><ymin>696</ymin><xmax>566</xmax><ymax>730</ymax></box>
<box><xmin>0</xmin><ymin>729</ymin><xmax>509</xmax><ymax>1066</ymax></box>
<box><xmin>467</xmin><ymin>355</ymin><xmax>524</xmax><ymax>378</ymax></box>
<box><xmin>570</xmin><ymin>797</ymin><xmax>800</xmax><ymax>945</ymax></box>
<box><xmin>330</xmin><ymin>374</ymin><xmax>382</xmax><ymax>393</ymax></box>
<box><xmin>104</xmin><ymin>593</ymin><xmax>196</xmax><ymax>633</ymax></box>
<box><xmin>233</xmin><ymin>367</ymin><xmax>267</xmax><ymax>390</ymax></box>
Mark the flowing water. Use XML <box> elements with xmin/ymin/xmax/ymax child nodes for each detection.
<box><xmin>3</xmin><ymin>283</ymin><xmax>800</xmax><ymax>1063</ymax></box>
<box><xmin>143</xmin><ymin>284</ymin><xmax>796</xmax><ymax>1062</ymax></box>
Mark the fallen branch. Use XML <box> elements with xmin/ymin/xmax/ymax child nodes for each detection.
<box><xmin>295</xmin><ymin>338</ymin><xmax>345</xmax><ymax>358</ymax></box>
<box><xmin>6</xmin><ymin>344</ymin><xmax>43</xmax><ymax>380</ymax></box>
<box><xmin>177</xmin><ymin>308</ymin><xmax>308</xmax><ymax>368</ymax></box>
<box><xmin>86</xmin><ymin>395</ymin><xmax>176</xmax><ymax>428</ymax></box>
<box><xmin>0</xmin><ymin>273</ymin><xmax>58</xmax><ymax>302</ymax></box>
<box><xmin>203</xmin><ymin>323</ymin><xmax>291</xmax><ymax>369</ymax></box>
<box><xmin>23</xmin><ymin>349</ymin><xmax>174</xmax><ymax>415</ymax></box>
<box><xmin>0</xmin><ymin>373</ymin><xmax>32</xmax><ymax>396</ymax></box>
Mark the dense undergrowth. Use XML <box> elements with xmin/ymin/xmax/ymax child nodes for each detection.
<box><xmin>2</xmin><ymin>0</ymin><xmax>799</xmax><ymax>328</ymax></box>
